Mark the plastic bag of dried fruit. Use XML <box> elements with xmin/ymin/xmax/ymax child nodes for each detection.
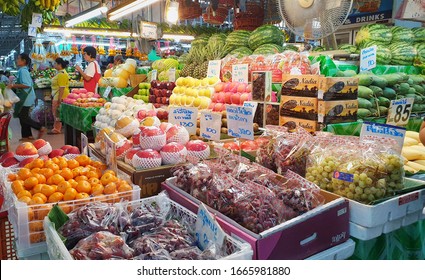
<box><xmin>306</xmin><ymin>136</ymin><xmax>389</xmax><ymax>204</ymax></box>
<box><xmin>70</xmin><ymin>231</ymin><xmax>134</xmax><ymax>260</ymax></box>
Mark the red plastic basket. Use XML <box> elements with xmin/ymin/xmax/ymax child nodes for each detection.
<box><xmin>0</xmin><ymin>212</ymin><xmax>17</xmax><ymax>260</ymax></box>
<box><xmin>202</xmin><ymin>5</ymin><xmax>228</xmax><ymax>25</ymax></box>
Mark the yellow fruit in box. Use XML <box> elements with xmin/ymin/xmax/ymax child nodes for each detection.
<box><xmin>201</xmin><ymin>79</ymin><xmax>208</xmax><ymax>87</ymax></box>
<box><xmin>169</xmin><ymin>94</ymin><xmax>176</xmax><ymax>105</ymax></box>
<box><xmin>176</xmin><ymin>77</ymin><xmax>184</xmax><ymax>87</ymax></box>
<box><xmin>193</xmin><ymin>97</ymin><xmax>202</xmax><ymax>107</ymax></box>
<box><xmin>404</xmin><ymin>137</ymin><xmax>418</xmax><ymax>146</ymax></box>
<box><xmin>173</xmin><ymin>86</ymin><xmax>181</xmax><ymax>94</ymax></box>
<box><xmin>140</xmin><ymin>116</ymin><xmax>161</xmax><ymax>127</ymax></box>
<box><xmin>199</xmin><ymin>97</ymin><xmax>211</xmax><ymax>109</ymax></box>
<box><xmin>209</xmin><ymin>77</ymin><xmax>219</xmax><ymax>85</ymax></box>
<box><xmin>174</xmin><ymin>95</ymin><xmax>182</xmax><ymax>105</ymax></box>
<box><xmin>185</xmin><ymin>96</ymin><xmax>195</xmax><ymax>106</ymax></box>
<box><xmin>104</xmin><ymin>69</ymin><xmax>113</xmax><ymax>78</ymax></box>
<box><xmin>180</xmin><ymin>95</ymin><xmax>187</xmax><ymax>106</ymax></box>
<box><xmin>406</xmin><ymin>131</ymin><xmax>420</xmax><ymax>142</ymax></box>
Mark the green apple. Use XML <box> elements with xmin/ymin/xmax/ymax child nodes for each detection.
<box><xmin>139</xmin><ymin>83</ymin><xmax>144</xmax><ymax>89</ymax></box>
<box><xmin>141</xmin><ymin>96</ymin><xmax>149</xmax><ymax>103</ymax></box>
<box><xmin>138</xmin><ymin>89</ymin><xmax>143</xmax><ymax>95</ymax></box>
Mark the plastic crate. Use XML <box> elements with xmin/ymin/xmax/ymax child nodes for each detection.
<box><xmin>44</xmin><ymin>194</ymin><xmax>253</xmax><ymax>260</ymax></box>
<box><xmin>0</xmin><ymin>212</ymin><xmax>17</xmax><ymax>260</ymax></box>
<box><xmin>6</xmin><ymin>180</ymin><xmax>140</xmax><ymax>251</ymax></box>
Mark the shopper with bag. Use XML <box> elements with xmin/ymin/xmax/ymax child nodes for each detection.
<box><xmin>49</xmin><ymin>58</ymin><xmax>70</xmax><ymax>134</ymax></box>
<box><xmin>75</xmin><ymin>46</ymin><xmax>101</xmax><ymax>94</ymax></box>
<box><xmin>8</xmin><ymin>53</ymin><xmax>46</xmax><ymax>140</ymax></box>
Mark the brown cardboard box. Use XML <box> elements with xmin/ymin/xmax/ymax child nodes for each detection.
<box><xmin>279</xmin><ymin>116</ymin><xmax>319</xmax><ymax>133</ymax></box>
<box><xmin>318</xmin><ymin>99</ymin><xmax>358</xmax><ymax>124</ymax></box>
<box><xmin>280</xmin><ymin>95</ymin><xmax>318</xmax><ymax>120</ymax></box>
<box><xmin>319</xmin><ymin>77</ymin><xmax>359</xmax><ymax>101</ymax></box>
<box><xmin>281</xmin><ymin>75</ymin><xmax>320</xmax><ymax>98</ymax></box>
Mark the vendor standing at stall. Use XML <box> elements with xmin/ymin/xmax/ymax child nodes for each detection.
<box><xmin>49</xmin><ymin>57</ymin><xmax>70</xmax><ymax>134</ymax></box>
<box><xmin>8</xmin><ymin>53</ymin><xmax>46</xmax><ymax>140</ymax></box>
<box><xmin>75</xmin><ymin>46</ymin><xmax>101</xmax><ymax>94</ymax></box>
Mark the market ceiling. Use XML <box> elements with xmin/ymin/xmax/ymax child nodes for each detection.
<box><xmin>0</xmin><ymin>12</ymin><xmax>27</xmax><ymax>56</ymax></box>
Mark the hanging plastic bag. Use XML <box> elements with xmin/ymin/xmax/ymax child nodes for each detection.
<box><xmin>4</xmin><ymin>88</ymin><xmax>20</xmax><ymax>104</ymax></box>
<box><xmin>0</xmin><ymin>89</ymin><xmax>4</xmax><ymax>106</ymax></box>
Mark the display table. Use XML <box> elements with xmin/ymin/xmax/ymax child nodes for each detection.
<box><xmin>60</xmin><ymin>104</ymin><xmax>99</xmax><ymax>146</ymax></box>
<box><xmin>98</xmin><ymin>87</ymin><xmax>133</xmax><ymax>99</ymax></box>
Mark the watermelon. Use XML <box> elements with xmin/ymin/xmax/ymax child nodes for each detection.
<box><xmin>412</xmin><ymin>27</ymin><xmax>425</xmax><ymax>43</ymax></box>
<box><xmin>248</xmin><ymin>25</ymin><xmax>284</xmax><ymax>51</ymax></box>
<box><xmin>355</xmin><ymin>24</ymin><xmax>392</xmax><ymax>46</ymax></box>
<box><xmin>229</xmin><ymin>47</ymin><xmax>253</xmax><ymax>58</ymax></box>
<box><xmin>253</xmin><ymin>44</ymin><xmax>283</xmax><ymax>55</ymax></box>
<box><xmin>191</xmin><ymin>35</ymin><xmax>209</xmax><ymax>47</ymax></box>
<box><xmin>390</xmin><ymin>42</ymin><xmax>417</xmax><ymax>65</ymax></box>
<box><xmin>208</xmin><ymin>33</ymin><xmax>227</xmax><ymax>46</ymax></box>
<box><xmin>338</xmin><ymin>44</ymin><xmax>357</xmax><ymax>54</ymax></box>
<box><xmin>391</xmin><ymin>26</ymin><xmax>414</xmax><ymax>43</ymax></box>
<box><xmin>414</xmin><ymin>43</ymin><xmax>425</xmax><ymax>66</ymax></box>
<box><xmin>226</xmin><ymin>30</ymin><xmax>251</xmax><ymax>49</ymax></box>
<box><xmin>282</xmin><ymin>45</ymin><xmax>299</xmax><ymax>52</ymax></box>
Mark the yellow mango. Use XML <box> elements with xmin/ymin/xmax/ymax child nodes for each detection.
<box><xmin>405</xmin><ymin>131</ymin><xmax>420</xmax><ymax>142</ymax></box>
<box><xmin>403</xmin><ymin>137</ymin><xmax>419</xmax><ymax>146</ymax></box>
<box><xmin>406</xmin><ymin>161</ymin><xmax>425</xmax><ymax>171</ymax></box>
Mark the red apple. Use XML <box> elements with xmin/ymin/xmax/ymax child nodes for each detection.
<box><xmin>0</xmin><ymin>152</ymin><xmax>14</xmax><ymax>163</ymax></box>
<box><xmin>224</xmin><ymin>92</ymin><xmax>232</xmax><ymax>104</ymax></box>
<box><xmin>139</xmin><ymin>126</ymin><xmax>166</xmax><ymax>150</ymax></box>
<box><xmin>49</xmin><ymin>149</ymin><xmax>64</xmax><ymax>158</ymax></box>
<box><xmin>19</xmin><ymin>157</ymin><xmax>35</xmax><ymax>168</ymax></box>
<box><xmin>33</xmin><ymin>139</ymin><xmax>47</xmax><ymax>150</ymax></box>
<box><xmin>224</xmin><ymin>83</ymin><xmax>232</xmax><ymax>92</ymax></box>
<box><xmin>230</xmin><ymin>93</ymin><xmax>241</xmax><ymax>105</ymax></box>
<box><xmin>208</xmin><ymin>102</ymin><xmax>216</xmax><ymax>110</ymax></box>
<box><xmin>60</xmin><ymin>145</ymin><xmax>73</xmax><ymax>151</ymax></box>
<box><xmin>64</xmin><ymin>146</ymin><xmax>80</xmax><ymax>155</ymax></box>
<box><xmin>213</xmin><ymin>103</ymin><xmax>225</xmax><ymax>112</ymax></box>
<box><xmin>239</xmin><ymin>93</ymin><xmax>251</xmax><ymax>104</ymax></box>
<box><xmin>214</xmin><ymin>82</ymin><xmax>225</xmax><ymax>92</ymax></box>
<box><xmin>223</xmin><ymin>142</ymin><xmax>240</xmax><ymax>151</ymax></box>
<box><xmin>160</xmin><ymin>142</ymin><xmax>187</xmax><ymax>165</ymax></box>
<box><xmin>240</xmin><ymin>140</ymin><xmax>259</xmax><ymax>152</ymax></box>
<box><xmin>39</xmin><ymin>155</ymin><xmax>49</xmax><ymax>161</ymax></box>
<box><xmin>15</xmin><ymin>142</ymin><xmax>38</xmax><ymax>156</ymax></box>
<box><xmin>2</xmin><ymin>157</ymin><xmax>19</xmax><ymax>167</ymax></box>
<box><xmin>125</xmin><ymin>147</ymin><xmax>141</xmax><ymax>165</ymax></box>
<box><xmin>237</xmin><ymin>83</ymin><xmax>247</xmax><ymax>93</ymax></box>
<box><xmin>132</xmin><ymin>149</ymin><xmax>162</xmax><ymax>169</ymax></box>
<box><xmin>156</xmin><ymin>97</ymin><xmax>161</xmax><ymax>103</ymax></box>
<box><xmin>116</xmin><ymin>139</ymin><xmax>133</xmax><ymax>159</ymax></box>
<box><xmin>166</xmin><ymin>125</ymin><xmax>190</xmax><ymax>145</ymax></box>
<box><xmin>211</xmin><ymin>93</ymin><xmax>218</xmax><ymax>103</ymax></box>
<box><xmin>217</xmin><ymin>92</ymin><xmax>225</xmax><ymax>103</ymax></box>
<box><xmin>186</xmin><ymin>140</ymin><xmax>210</xmax><ymax>160</ymax></box>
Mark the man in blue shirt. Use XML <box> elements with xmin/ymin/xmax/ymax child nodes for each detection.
<box><xmin>7</xmin><ymin>53</ymin><xmax>46</xmax><ymax>140</ymax></box>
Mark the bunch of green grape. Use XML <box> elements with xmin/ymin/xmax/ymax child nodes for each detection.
<box><xmin>381</xmin><ymin>153</ymin><xmax>404</xmax><ymax>194</ymax></box>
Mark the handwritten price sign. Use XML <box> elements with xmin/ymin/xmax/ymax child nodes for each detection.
<box><xmin>169</xmin><ymin>106</ymin><xmax>198</xmax><ymax>135</ymax></box>
<box><xmin>200</xmin><ymin>111</ymin><xmax>222</xmax><ymax>141</ymax></box>
<box><xmin>232</xmin><ymin>64</ymin><xmax>249</xmax><ymax>83</ymax></box>
<box><xmin>28</xmin><ymin>25</ymin><xmax>37</xmax><ymax>37</ymax></box>
<box><xmin>207</xmin><ymin>60</ymin><xmax>221</xmax><ymax>78</ymax></box>
<box><xmin>140</xmin><ymin>22</ymin><xmax>158</xmax><ymax>39</ymax></box>
<box><xmin>226</xmin><ymin>105</ymin><xmax>254</xmax><ymax>140</ymax></box>
<box><xmin>168</xmin><ymin>68</ymin><xmax>176</xmax><ymax>82</ymax></box>
<box><xmin>386</xmin><ymin>98</ymin><xmax>414</xmax><ymax>127</ymax></box>
<box><xmin>195</xmin><ymin>203</ymin><xmax>225</xmax><ymax>250</ymax></box>
<box><xmin>360</xmin><ymin>45</ymin><xmax>377</xmax><ymax>72</ymax></box>
<box><xmin>32</xmin><ymin>13</ymin><xmax>42</xmax><ymax>27</ymax></box>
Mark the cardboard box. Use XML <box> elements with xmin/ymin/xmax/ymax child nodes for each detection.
<box><xmin>281</xmin><ymin>75</ymin><xmax>320</xmax><ymax>98</ymax></box>
<box><xmin>162</xmin><ymin>178</ymin><xmax>350</xmax><ymax>260</ymax></box>
<box><xmin>345</xmin><ymin>187</ymin><xmax>425</xmax><ymax>240</ymax></box>
<box><xmin>279</xmin><ymin>116</ymin><xmax>319</xmax><ymax>133</ymax></box>
<box><xmin>280</xmin><ymin>95</ymin><xmax>318</xmax><ymax>120</ymax></box>
<box><xmin>319</xmin><ymin>77</ymin><xmax>359</xmax><ymax>101</ymax></box>
<box><xmin>318</xmin><ymin>99</ymin><xmax>358</xmax><ymax>124</ymax></box>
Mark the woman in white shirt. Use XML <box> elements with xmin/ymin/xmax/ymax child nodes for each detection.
<box><xmin>75</xmin><ymin>46</ymin><xmax>101</xmax><ymax>94</ymax></box>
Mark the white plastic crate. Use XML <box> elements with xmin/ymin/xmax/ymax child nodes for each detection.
<box><xmin>5</xmin><ymin>180</ymin><xmax>140</xmax><ymax>251</ymax></box>
<box><xmin>44</xmin><ymin>194</ymin><xmax>253</xmax><ymax>260</ymax></box>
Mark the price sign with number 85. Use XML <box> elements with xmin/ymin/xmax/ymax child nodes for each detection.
<box><xmin>387</xmin><ymin>98</ymin><xmax>414</xmax><ymax>127</ymax></box>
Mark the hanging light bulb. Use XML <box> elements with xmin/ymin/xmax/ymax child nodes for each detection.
<box><xmin>166</xmin><ymin>1</ymin><xmax>179</xmax><ymax>24</ymax></box>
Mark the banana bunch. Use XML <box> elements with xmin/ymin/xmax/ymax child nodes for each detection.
<box><xmin>0</xmin><ymin>0</ymin><xmax>25</xmax><ymax>16</ymax></box>
<box><xmin>35</xmin><ymin>0</ymin><xmax>66</xmax><ymax>12</ymax></box>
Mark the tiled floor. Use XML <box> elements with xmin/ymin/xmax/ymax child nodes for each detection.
<box><xmin>9</xmin><ymin>117</ymin><xmax>65</xmax><ymax>151</ymax></box>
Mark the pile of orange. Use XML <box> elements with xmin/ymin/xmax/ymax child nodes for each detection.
<box><xmin>8</xmin><ymin>155</ymin><xmax>133</xmax><ymax>207</ymax></box>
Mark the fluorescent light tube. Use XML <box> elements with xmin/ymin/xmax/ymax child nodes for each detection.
<box><xmin>162</xmin><ymin>34</ymin><xmax>194</xmax><ymax>41</ymax></box>
<box><xmin>108</xmin><ymin>0</ymin><xmax>160</xmax><ymax>21</ymax></box>
<box><xmin>44</xmin><ymin>27</ymin><xmax>132</xmax><ymax>37</ymax></box>
<box><xmin>65</xmin><ymin>5</ymin><xmax>108</xmax><ymax>27</ymax></box>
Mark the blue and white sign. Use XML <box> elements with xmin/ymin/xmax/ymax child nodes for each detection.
<box><xmin>207</xmin><ymin>60</ymin><xmax>221</xmax><ymax>79</ymax></box>
<box><xmin>344</xmin><ymin>0</ymin><xmax>393</xmax><ymax>25</ymax></box>
<box><xmin>232</xmin><ymin>64</ymin><xmax>249</xmax><ymax>83</ymax></box>
<box><xmin>32</xmin><ymin>13</ymin><xmax>43</xmax><ymax>28</ymax></box>
<box><xmin>169</xmin><ymin>106</ymin><xmax>198</xmax><ymax>135</ymax></box>
<box><xmin>360</xmin><ymin>46</ymin><xmax>377</xmax><ymax>72</ymax></box>
<box><xmin>360</xmin><ymin>122</ymin><xmax>406</xmax><ymax>153</ymax></box>
<box><xmin>226</xmin><ymin>105</ymin><xmax>254</xmax><ymax>140</ymax></box>
<box><xmin>243</xmin><ymin>101</ymin><xmax>258</xmax><ymax>115</ymax></box>
<box><xmin>200</xmin><ymin>111</ymin><xmax>222</xmax><ymax>141</ymax></box>
<box><xmin>195</xmin><ymin>203</ymin><xmax>225</xmax><ymax>250</ymax></box>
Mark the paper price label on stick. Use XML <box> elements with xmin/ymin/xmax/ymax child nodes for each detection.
<box><xmin>169</xmin><ymin>106</ymin><xmax>198</xmax><ymax>135</ymax></box>
<box><xmin>140</xmin><ymin>22</ymin><xmax>158</xmax><ymax>39</ymax></box>
<box><xmin>28</xmin><ymin>25</ymin><xmax>37</xmax><ymax>37</ymax></box>
<box><xmin>168</xmin><ymin>68</ymin><xmax>176</xmax><ymax>82</ymax></box>
<box><xmin>226</xmin><ymin>105</ymin><xmax>254</xmax><ymax>140</ymax></box>
<box><xmin>81</xmin><ymin>134</ymin><xmax>88</xmax><ymax>156</ymax></box>
<box><xmin>195</xmin><ymin>203</ymin><xmax>225</xmax><ymax>250</ymax></box>
<box><xmin>207</xmin><ymin>60</ymin><xmax>221</xmax><ymax>78</ymax></box>
<box><xmin>104</xmin><ymin>134</ymin><xmax>117</xmax><ymax>174</ymax></box>
<box><xmin>232</xmin><ymin>64</ymin><xmax>249</xmax><ymax>83</ymax></box>
<box><xmin>200</xmin><ymin>111</ymin><xmax>222</xmax><ymax>141</ymax></box>
<box><xmin>103</xmin><ymin>86</ymin><xmax>112</xmax><ymax>99</ymax></box>
<box><xmin>386</xmin><ymin>98</ymin><xmax>414</xmax><ymax>127</ymax></box>
<box><xmin>32</xmin><ymin>13</ymin><xmax>42</xmax><ymax>27</ymax></box>
<box><xmin>360</xmin><ymin>122</ymin><xmax>406</xmax><ymax>154</ymax></box>
<box><xmin>360</xmin><ymin>45</ymin><xmax>377</xmax><ymax>72</ymax></box>
<box><xmin>151</xmin><ymin>70</ymin><xmax>158</xmax><ymax>81</ymax></box>
<box><xmin>243</xmin><ymin>101</ymin><xmax>258</xmax><ymax>115</ymax></box>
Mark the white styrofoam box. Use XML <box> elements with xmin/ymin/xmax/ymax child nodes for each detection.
<box><xmin>349</xmin><ymin>188</ymin><xmax>425</xmax><ymax>228</ymax></box>
<box><xmin>306</xmin><ymin>239</ymin><xmax>355</xmax><ymax>260</ymax></box>
<box><xmin>7</xmin><ymin>182</ymin><xmax>140</xmax><ymax>251</ymax></box>
<box><xmin>44</xmin><ymin>194</ymin><xmax>253</xmax><ymax>260</ymax></box>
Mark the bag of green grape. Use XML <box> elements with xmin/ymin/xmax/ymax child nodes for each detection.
<box><xmin>306</xmin><ymin>136</ymin><xmax>403</xmax><ymax>204</ymax></box>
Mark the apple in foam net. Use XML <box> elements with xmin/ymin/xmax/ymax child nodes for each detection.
<box><xmin>132</xmin><ymin>149</ymin><xmax>162</xmax><ymax>169</ymax></box>
<box><xmin>139</xmin><ymin>126</ymin><xmax>166</xmax><ymax>151</ymax></box>
<box><xmin>237</xmin><ymin>83</ymin><xmax>247</xmax><ymax>93</ymax></box>
<box><xmin>0</xmin><ymin>152</ymin><xmax>14</xmax><ymax>163</ymax></box>
<box><xmin>246</xmin><ymin>84</ymin><xmax>252</xmax><ymax>93</ymax></box>
<box><xmin>240</xmin><ymin>93</ymin><xmax>251</xmax><ymax>104</ymax></box>
<box><xmin>2</xmin><ymin>157</ymin><xmax>19</xmax><ymax>167</ymax></box>
<box><xmin>214</xmin><ymin>82</ymin><xmax>224</xmax><ymax>93</ymax></box>
<box><xmin>186</xmin><ymin>140</ymin><xmax>210</xmax><ymax>160</ymax></box>
<box><xmin>49</xmin><ymin>149</ymin><xmax>64</xmax><ymax>158</ymax></box>
<box><xmin>19</xmin><ymin>157</ymin><xmax>35</xmax><ymax>168</ymax></box>
<box><xmin>33</xmin><ymin>139</ymin><xmax>47</xmax><ymax>150</ymax></box>
<box><xmin>160</xmin><ymin>142</ymin><xmax>187</xmax><ymax>165</ymax></box>
<box><xmin>125</xmin><ymin>147</ymin><xmax>141</xmax><ymax>165</ymax></box>
<box><xmin>15</xmin><ymin>142</ymin><xmax>38</xmax><ymax>156</ymax></box>
<box><xmin>166</xmin><ymin>124</ymin><xmax>189</xmax><ymax>145</ymax></box>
